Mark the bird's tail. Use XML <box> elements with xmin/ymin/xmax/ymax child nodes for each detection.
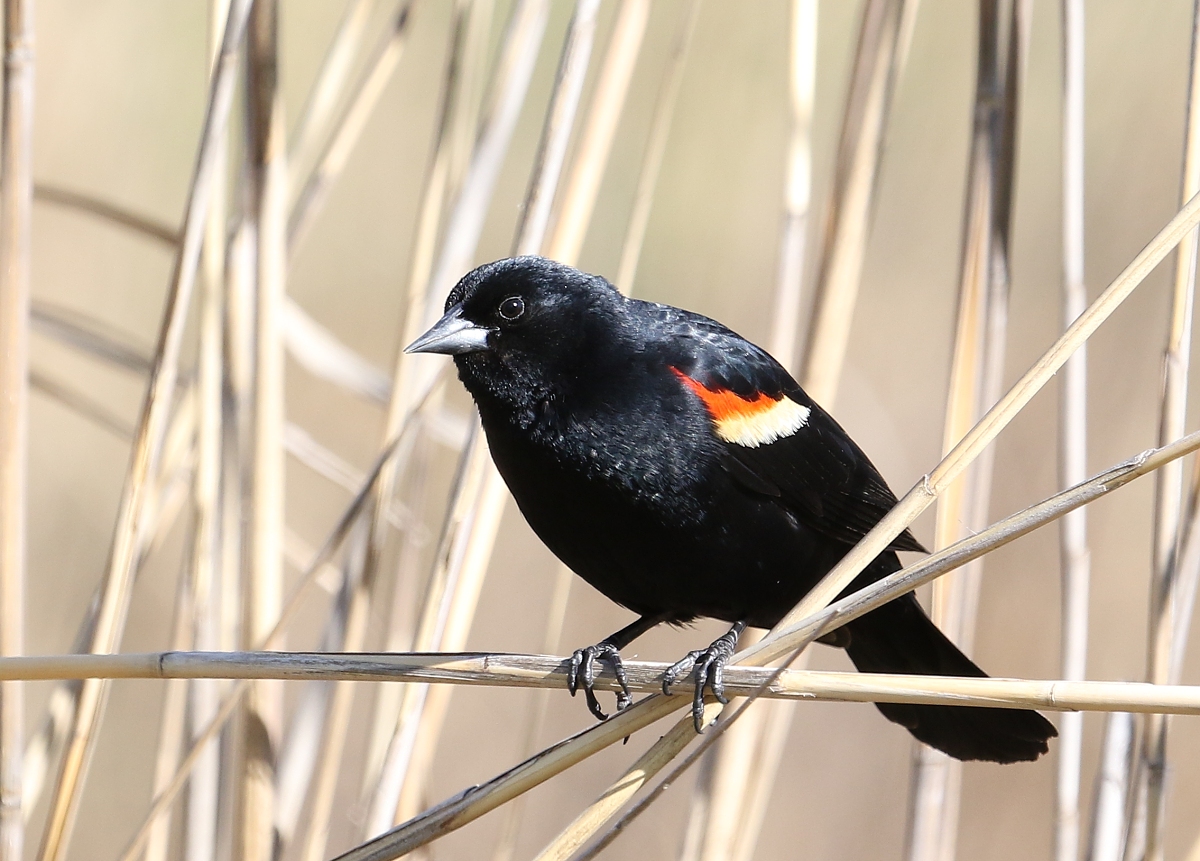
<box><xmin>839</xmin><ymin>588</ymin><xmax>1056</xmax><ymax>763</ymax></box>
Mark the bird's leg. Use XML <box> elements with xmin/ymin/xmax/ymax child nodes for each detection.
<box><xmin>568</xmin><ymin>613</ymin><xmax>668</xmax><ymax>720</ymax></box>
<box><xmin>661</xmin><ymin>621</ymin><xmax>748</xmax><ymax>732</ymax></box>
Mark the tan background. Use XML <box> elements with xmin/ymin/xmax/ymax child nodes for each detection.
<box><xmin>19</xmin><ymin>1</ymin><xmax>1200</xmax><ymax>859</ymax></box>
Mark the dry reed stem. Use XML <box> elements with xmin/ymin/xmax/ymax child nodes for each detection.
<box><xmin>683</xmin><ymin>5</ymin><xmax>817</xmax><ymax>858</ymax></box>
<box><xmin>33</xmin><ymin>185</ymin><xmax>393</xmax><ymax>403</ymax></box>
<box><xmin>1056</xmin><ymin>2</ymin><xmax>1090</xmax><ymax>860</ymax></box>
<box><xmin>511</xmin><ymin>0</ymin><xmax>600</xmax><ymax>257</ymax></box>
<box><xmin>290</xmin><ymin>6</ymin><xmax>473</xmax><ymax>857</ymax></box>
<box><xmin>801</xmin><ymin>0</ymin><xmax>909</xmax><ymax>401</ymax></box>
<box><xmin>143</xmin><ymin>564</ymin><xmax>198</xmax><ymax>861</ymax></box>
<box><xmin>739</xmin><ymin>184</ymin><xmax>1200</xmax><ymax>671</ymax></box>
<box><xmin>532</xmin><ymin>704</ymin><xmax>723</xmax><ymax>861</ymax></box>
<box><xmin>288</xmin><ymin>0</ymin><xmax>416</xmax><ymax>252</ymax></box>
<box><xmin>113</xmin><ymin>399</ymin><xmax>433</xmax><ymax>861</ymax></box>
<box><xmin>489</xmin><ymin>564</ymin><xmax>573</xmax><ymax>861</ymax></box>
<box><xmin>33</xmin><ymin>183</ymin><xmax>179</xmax><ymax>245</ymax></box>
<box><xmin>344</xmin><ymin>181</ymin><xmax>1200</xmax><ymax>857</ymax></box>
<box><xmin>615</xmin><ymin>0</ymin><xmax>701</xmax><ymax>292</ymax></box>
<box><xmin>368</xmin><ymin>0</ymin><xmax>599</xmax><ymax>836</ymax></box>
<box><xmin>287</xmin><ymin>0</ymin><xmax>377</xmax><ymax>189</ymax></box>
<box><xmin>238</xmin><ymin>4</ymin><xmax>288</xmax><ymax>858</ymax></box>
<box><xmin>333</xmin><ymin>422</ymin><xmax>1200</xmax><ymax>861</ymax></box>
<box><xmin>1132</xmin><ymin>4</ymin><xmax>1200</xmax><ymax>859</ymax></box>
<box><xmin>0</xmin><ymin>1</ymin><xmax>33</xmax><ymax>858</ymax></box>
<box><xmin>185</xmin><ymin>5</ymin><xmax>230</xmax><ymax>858</ymax></box>
<box><xmin>545</xmin><ymin>0</ymin><xmax>650</xmax><ymax>264</ymax></box>
<box><xmin>910</xmin><ymin>3</ymin><xmax>1023</xmax><ymax>858</ymax></box>
<box><xmin>425</xmin><ymin>0</ymin><xmax>549</xmax><ymax>308</ymax></box>
<box><xmin>33</xmin><ymin>5</ymin><xmax>253</xmax><ymax>859</ymax></box>
<box><xmin>489</xmin><ymin>0</ymin><xmax>660</xmax><ymax>838</ymax></box>
<box><xmin>446</xmin><ymin>0</ymin><xmax>493</xmax><ymax>196</ymax></box>
<box><xmin>1090</xmin><ymin>711</ymin><xmax>1135</xmax><ymax>861</ymax></box>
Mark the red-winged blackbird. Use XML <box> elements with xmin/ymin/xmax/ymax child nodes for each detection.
<box><xmin>407</xmin><ymin>256</ymin><xmax>1055</xmax><ymax>763</ymax></box>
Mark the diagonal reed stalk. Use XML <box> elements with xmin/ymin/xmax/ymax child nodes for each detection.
<box><xmin>288</xmin><ymin>0</ymin><xmax>416</xmax><ymax>253</ymax></box>
<box><xmin>112</xmin><ymin>380</ymin><xmax>442</xmax><ymax>861</ymax></box>
<box><xmin>1127</xmin><ymin>4</ymin><xmax>1200</xmax><ymax>860</ymax></box>
<box><xmin>291</xmin><ymin>6</ymin><xmax>476</xmax><ymax>860</ymax></box>
<box><xmin>287</xmin><ymin>0</ymin><xmax>377</xmax><ymax>189</ymax></box>
<box><xmin>545</xmin><ymin>0</ymin><xmax>650</xmax><ymax>264</ymax></box>
<box><xmin>801</xmin><ymin>0</ymin><xmax>911</xmax><ymax>400</ymax></box>
<box><xmin>368</xmin><ymin>0</ymin><xmax>602</xmax><ymax>835</ymax></box>
<box><xmin>486</xmin><ymin>4</ymin><xmax>651</xmax><ymax>855</ymax></box>
<box><xmin>0</xmin><ymin>2</ymin><xmax>33</xmax><ymax>859</ymax></box>
<box><xmin>614</xmin><ymin>0</ymin><xmax>701</xmax><ymax>293</ymax></box>
<box><xmin>358</xmin><ymin>0</ymin><xmax>551</xmax><ymax>839</ymax></box>
<box><xmin>1057</xmin><ymin>1</ymin><xmax>1090</xmax><ymax>860</ymax></box>
<box><xmin>333</xmin><ymin>413</ymin><xmax>1200</xmax><ymax>861</ymax></box>
<box><xmin>681</xmin><ymin>4</ymin><xmax>818</xmax><ymax>859</ymax></box>
<box><xmin>184</xmin><ymin>5</ymin><xmax>230</xmax><ymax>859</ymax></box>
<box><xmin>33</xmin><ymin>4</ymin><xmax>254</xmax><ymax>859</ymax></box>
<box><xmin>909</xmin><ymin>3</ymin><xmax>1024</xmax><ymax>859</ymax></box>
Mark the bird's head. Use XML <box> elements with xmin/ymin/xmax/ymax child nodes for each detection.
<box><xmin>406</xmin><ymin>256</ymin><xmax>625</xmax><ymax>414</ymax></box>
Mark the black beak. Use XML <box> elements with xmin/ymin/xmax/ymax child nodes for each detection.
<box><xmin>404</xmin><ymin>306</ymin><xmax>493</xmax><ymax>355</ymax></box>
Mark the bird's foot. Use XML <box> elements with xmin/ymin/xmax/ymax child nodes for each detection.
<box><xmin>661</xmin><ymin>622</ymin><xmax>746</xmax><ymax>732</ymax></box>
<box><xmin>568</xmin><ymin>641</ymin><xmax>632</xmax><ymax>721</ymax></box>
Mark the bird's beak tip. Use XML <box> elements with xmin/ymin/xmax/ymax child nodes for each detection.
<box><xmin>405</xmin><ymin>307</ymin><xmax>492</xmax><ymax>356</ymax></box>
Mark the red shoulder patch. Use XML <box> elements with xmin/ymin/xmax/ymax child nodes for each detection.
<box><xmin>671</xmin><ymin>368</ymin><xmax>810</xmax><ymax>448</ymax></box>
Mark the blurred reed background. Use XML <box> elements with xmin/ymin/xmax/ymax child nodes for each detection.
<box><xmin>9</xmin><ymin>1</ymin><xmax>1200</xmax><ymax>860</ymax></box>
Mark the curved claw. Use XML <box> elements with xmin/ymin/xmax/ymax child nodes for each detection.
<box><xmin>567</xmin><ymin>641</ymin><xmax>631</xmax><ymax>721</ymax></box>
<box><xmin>664</xmin><ymin>622</ymin><xmax>747</xmax><ymax>733</ymax></box>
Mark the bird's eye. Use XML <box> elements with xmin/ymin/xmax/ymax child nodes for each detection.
<box><xmin>498</xmin><ymin>296</ymin><xmax>525</xmax><ymax>321</ymax></box>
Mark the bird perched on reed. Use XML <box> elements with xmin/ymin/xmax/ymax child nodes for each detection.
<box><xmin>407</xmin><ymin>255</ymin><xmax>1055</xmax><ymax>763</ymax></box>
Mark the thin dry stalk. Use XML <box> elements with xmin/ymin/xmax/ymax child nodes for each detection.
<box><xmin>333</xmin><ymin>184</ymin><xmax>1200</xmax><ymax>861</ymax></box>
<box><xmin>532</xmin><ymin>704</ymin><xmax>723</xmax><ymax>861</ymax></box>
<box><xmin>113</xmin><ymin>403</ymin><xmax>434</xmax><ymax>861</ymax></box>
<box><xmin>236</xmin><ymin>4</ymin><xmax>288</xmax><ymax>859</ymax></box>
<box><xmin>909</xmin><ymin>3</ymin><xmax>1023</xmax><ymax>858</ymax></box>
<box><xmin>1132</xmin><ymin>4</ymin><xmax>1200</xmax><ymax>859</ymax></box>
<box><xmin>333</xmin><ymin>421</ymin><xmax>1200</xmax><ymax>861</ymax></box>
<box><xmin>143</xmin><ymin>561</ymin><xmax>198</xmax><ymax>861</ymax></box>
<box><xmin>186</xmin><ymin>5</ymin><xmax>230</xmax><ymax>858</ymax></box>
<box><xmin>545</xmin><ymin>0</ymin><xmax>650</xmax><ymax>263</ymax></box>
<box><xmin>734</xmin><ymin>183</ymin><xmax>1200</xmax><ymax>665</ymax></box>
<box><xmin>489</xmin><ymin>564</ymin><xmax>573</xmax><ymax>861</ymax></box>
<box><xmin>489</xmin><ymin>4</ymin><xmax>652</xmax><ymax>848</ymax></box>
<box><xmin>1057</xmin><ymin>2</ymin><xmax>1090</xmax><ymax>860</ymax></box>
<box><xmin>767</xmin><ymin>0</ymin><xmax>818</xmax><ymax>369</ymax></box>
<box><xmin>683</xmin><ymin>5</ymin><xmax>817</xmax><ymax>858</ymax></box>
<box><xmin>288</xmin><ymin>0</ymin><xmax>416</xmax><ymax>252</ymax></box>
<box><xmin>287</xmin><ymin>0</ymin><xmax>377</xmax><ymax>186</ymax></box>
<box><xmin>33</xmin><ymin>183</ymin><xmax>179</xmax><ymax>245</ymax></box>
<box><xmin>1088</xmin><ymin>712</ymin><xmax>1135</xmax><ymax>861</ymax></box>
<box><xmin>614</xmin><ymin>0</ymin><xmax>701</xmax><ymax>292</ymax></box>
<box><xmin>801</xmin><ymin>0</ymin><xmax>910</xmax><ymax>400</ymax></box>
<box><xmin>446</xmin><ymin>0</ymin><xmax>494</xmax><ymax>195</ymax></box>
<box><xmin>295</xmin><ymin>8</ymin><xmax>478</xmax><ymax>857</ymax></box>
<box><xmin>511</xmin><ymin>0</ymin><xmax>601</xmax><ymax>256</ymax></box>
<box><xmin>12</xmin><ymin>649</ymin><xmax>1200</xmax><ymax>715</ymax></box>
<box><xmin>0</xmin><ymin>2</ymin><xmax>33</xmax><ymax>859</ymax></box>
<box><xmin>33</xmin><ymin>5</ymin><xmax>253</xmax><ymax>859</ymax></box>
<box><xmin>366</xmin><ymin>0</ymin><xmax>599</xmax><ymax>836</ymax></box>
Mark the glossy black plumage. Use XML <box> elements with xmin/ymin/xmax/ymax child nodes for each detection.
<box><xmin>410</xmin><ymin>256</ymin><xmax>1055</xmax><ymax>763</ymax></box>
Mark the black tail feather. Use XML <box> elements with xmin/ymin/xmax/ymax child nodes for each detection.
<box><xmin>840</xmin><ymin>592</ymin><xmax>1056</xmax><ymax>764</ymax></box>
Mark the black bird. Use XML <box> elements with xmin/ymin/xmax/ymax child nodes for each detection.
<box><xmin>407</xmin><ymin>256</ymin><xmax>1055</xmax><ymax>763</ymax></box>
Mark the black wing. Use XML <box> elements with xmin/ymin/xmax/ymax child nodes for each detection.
<box><xmin>725</xmin><ymin>392</ymin><xmax>927</xmax><ymax>553</ymax></box>
<box><xmin>660</xmin><ymin>310</ymin><xmax>925</xmax><ymax>554</ymax></box>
